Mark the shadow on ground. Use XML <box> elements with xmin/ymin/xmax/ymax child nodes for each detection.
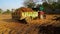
<box><xmin>2</xmin><ymin>19</ymin><xmax>27</xmax><ymax>24</ymax></box>
<box><xmin>38</xmin><ymin>25</ymin><xmax>60</xmax><ymax>34</ymax></box>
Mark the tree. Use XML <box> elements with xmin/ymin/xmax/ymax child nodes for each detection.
<box><xmin>51</xmin><ymin>2</ymin><xmax>60</xmax><ymax>10</ymax></box>
<box><xmin>24</xmin><ymin>0</ymin><xmax>36</xmax><ymax>8</ymax></box>
<box><xmin>42</xmin><ymin>2</ymin><xmax>51</xmax><ymax>9</ymax></box>
<box><xmin>0</xmin><ymin>9</ymin><xmax>3</xmax><ymax>14</ymax></box>
<box><xmin>6</xmin><ymin>9</ymin><xmax>11</xmax><ymax>13</ymax></box>
<box><xmin>3</xmin><ymin>9</ymin><xmax>11</xmax><ymax>14</ymax></box>
<box><xmin>42</xmin><ymin>2</ymin><xmax>60</xmax><ymax>11</ymax></box>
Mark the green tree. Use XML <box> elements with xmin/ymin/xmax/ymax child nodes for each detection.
<box><xmin>42</xmin><ymin>2</ymin><xmax>48</xmax><ymax>8</ymax></box>
<box><xmin>6</xmin><ymin>9</ymin><xmax>11</xmax><ymax>13</ymax></box>
<box><xmin>0</xmin><ymin>9</ymin><xmax>3</xmax><ymax>14</ymax></box>
<box><xmin>3</xmin><ymin>9</ymin><xmax>11</xmax><ymax>14</ymax></box>
<box><xmin>51</xmin><ymin>2</ymin><xmax>60</xmax><ymax>10</ymax></box>
<box><xmin>51</xmin><ymin>2</ymin><xmax>57</xmax><ymax>9</ymax></box>
<box><xmin>42</xmin><ymin>2</ymin><xmax>52</xmax><ymax>9</ymax></box>
<box><xmin>27</xmin><ymin>3</ymin><xmax>36</xmax><ymax>8</ymax></box>
<box><xmin>24</xmin><ymin>0</ymin><xmax>36</xmax><ymax>8</ymax></box>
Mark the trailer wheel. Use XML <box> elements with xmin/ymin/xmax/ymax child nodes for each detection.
<box><xmin>25</xmin><ymin>17</ymin><xmax>32</xmax><ymax>24</ymax></box>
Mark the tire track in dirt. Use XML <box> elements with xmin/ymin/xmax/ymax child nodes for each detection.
<box><xmin>23</xmin><ymin>25</ymin><xmax>34</xmax><ymax>34</ymax></box>
<box><xmin>24</xmin><ymin>24</ymin><xmax>39</xmax><ymax>34</ymax></box>
<box><xmin>7</xmin><ymin>24</ymin><xmax>25</xmax><ymax>34</ymax></box>
<box><xmin>3</xmin><ymin>28</ymin><xmax>11</xmax><ymax>34</ymax></box>
<box><xmin>16</xmin><ymin>24</ymin><xmax>29</xmax><ymax>34</ymax></box>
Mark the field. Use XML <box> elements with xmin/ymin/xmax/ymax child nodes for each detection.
<box><xmin>0</xmin><ymin>14</ymin><xmax>60</xmax><ymax>34</ymax></box>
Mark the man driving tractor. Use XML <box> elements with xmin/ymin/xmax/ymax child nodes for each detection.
<box><xmin>38</xmin><ymin>6</ymin><xmax>46</xmax><ymax>19</ymax></box>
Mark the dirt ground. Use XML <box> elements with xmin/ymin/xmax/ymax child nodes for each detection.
<box><xmin>0</xmin><ymin>14</ymin><xmax>60</xmax><ymax>34</ymax></box>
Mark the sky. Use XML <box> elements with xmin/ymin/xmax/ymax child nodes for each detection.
<box><xmin>0</xmin><ymin>0</ymin><xmax>24</xmax><ymax>11</ymax></box>
<box><xmin>0</xmin><ymin>0</ymin><xmax>43</xmax><ymax>11</ymax></box>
